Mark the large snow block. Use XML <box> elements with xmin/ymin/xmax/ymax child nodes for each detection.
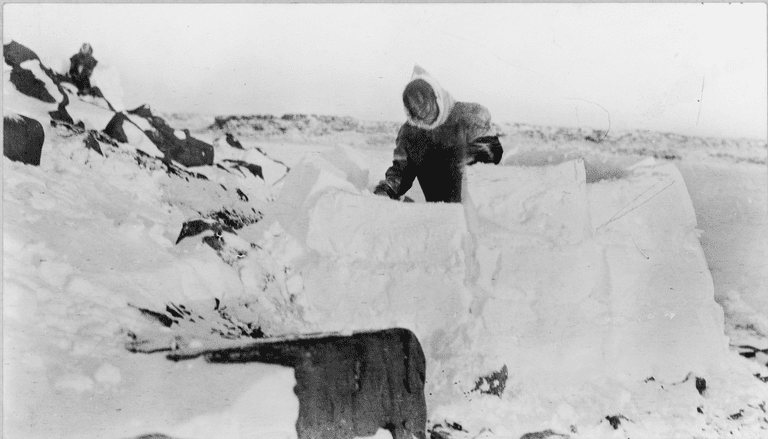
<box><xmin>274</xmin><ymin>152</ymin><xmax>470</xmax><ymax>345</ymax></box>
<box><xmin>274</xmin><ymin>154</ymin><xmax>361</xmax><ymax>244</ymax></box>
<box><xmin>298</xmin><ymin>190</ymin><xmax>469</xmax><ymax>341</ymax></box>
<box><xmin>589</xmin><ymin>160</ymin><xmax>727</xmax><ymax>380</ymax></box>
<box><xmin>471</xmin><ymin>234</ymin><xmax>605</xmax><ymax>381</ymax></box>
<box><xmin>307</xmin><ymin>190</ymin><xmax>466</xmax><ymax>265</ymax></box>
<box><xmin>466</xmin><ymin>159</ymin><xmax>591</xmax><ymax>244</ymax></box>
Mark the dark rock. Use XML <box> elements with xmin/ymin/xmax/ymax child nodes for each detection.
<box><xmin>49</xmin><ymin>89</ymin><xmax>75</xmax><ymax>125</ymax></box>
<box><xmin>472</xmin><ymin>364</ymin><xmax>508</xmax><ymax>397</ymax></box>
<box><xmin>225</xmin><ymin>132</ymin><xmax>244</xmax><ymax>149</ymax></box>
<box><xmin>206</xmin><ymin>208</ymin><xmax>262</xmax><ymax>231</ymax></box>
<box><xmin>9</xmin><ymin>68</ymin><xmax>56</xmax><ymax>103</ymax></box>
<box><xmin>695</xmin><ymin>376</ymin><xmax>707</xmax><ymax>395</ymax></box>
<box><xmin>201</xmin><ymin>328</ymin><xmax>427</xmax><ymax>439</ymax></box>
<box><xmin>175</xmin><ymin>219</ymin><xmax>216</xmax><ymax>244</ymax></box>
<box><xmin>519</xmin><ymin>429</ymin><xmax>569</xmax><ymax>439</ymax></box>
<box><xmin>604</xmin><ymin>414</ymin><xmax>630</xmax><ymax>430</ymax></box>
<box><xmin>130</xmin><ymin>305</ymin><xmax>176</xmax><ymax>328</ymax></box>
<box><xmin>4</xmin><ymin>115</ymin><xmax>45</xmax><ymax>165</ymax></box>
<box><xmin>3</xmin><ymin>40</ymin><xmax>39</xmax><ymax>66</ymax></box>
<box><xmin>128</xmin><ymin>105</ymin><xmax>214</xmax><ymax>167</ymax></box>
<box><xmin>221</xmin><ymin>159</ymin><xmax>263</xmax><ymax>180</ymax></box>
<box><xmin>103</xmin><ymin>112</ymin><xmax>130</xmax><ymax>143</ymax></box>
<box><xmin>84</xmin><ymin>132</ymin><xmax>103</xmax><ymax>155</ymax></box>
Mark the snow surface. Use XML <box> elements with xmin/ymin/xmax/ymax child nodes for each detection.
<box><xmin>3</xmin><ymin>49</ymin><xmax>768</xmax><ymax>438</ymax></box>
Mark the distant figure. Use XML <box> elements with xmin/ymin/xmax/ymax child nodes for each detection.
<box><xmin>68</xmin><ymin>43</ymin><xmax>98</xmax><ymax>93</ymax></box>
<box><xmin>374</xmin><ymin>66</ymin><xmax>503</xmax><ymax>203</ymax></box>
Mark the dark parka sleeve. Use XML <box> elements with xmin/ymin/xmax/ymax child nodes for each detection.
<box><xmin>460</xmin><ymin>103</ymin><xmax>503</xmax><ymax>166</ymax></box>
<box><xmin>374</xmin><ymin>124</ymin><xmax>418</xmax><ymax>199</ymax></box>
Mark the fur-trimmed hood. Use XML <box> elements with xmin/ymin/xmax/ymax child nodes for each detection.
<box><xmin>404</xmin><ymin>65</ymin><xmax>455</xmax><ymax>130</ymax></box>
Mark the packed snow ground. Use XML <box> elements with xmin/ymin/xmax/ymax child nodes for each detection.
<box><xmin>4</xmin><ymin>55</ymin><xmax>768</xmax><ymax>438</ymax></box>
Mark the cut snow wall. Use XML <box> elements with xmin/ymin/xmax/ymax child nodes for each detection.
<box><xmin>274</xmin><ymin>153</ymin><xmax>470</xmax><ymax>343</ymax></box>
<box><xmin>273</xmin><ymin>151</ymin><xmax>726</xmax><ymax>393</ymax></box>
<box><xmin>464</xmin><ymin>158</ymin><xmax>726</xmax><ymax>384</ymax></box>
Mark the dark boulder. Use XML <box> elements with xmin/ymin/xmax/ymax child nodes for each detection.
<box><xmin>48</xmin><ymin>88</ymin><xmax>75</xmax><ymax>124</ymax></box>
<box><xmin>9</xmin><ymin>67</ymin><xmax>57</xmax><ymax>103</ymax></box>
<box><xmin>128</xmin><ymin>105</ymin><xmax>214</xmax><ymax>167</ymax></box>
<box><xmin>103</xmin><ymin>112</ymin><xmax>130</xmax><ymax>143</ymax></box>
<box><xmin>3</xmin><ymin>40</ymin><xmax>39</xmax><ymax>66</ymax></box>
<box><xmin>4</xmin><ymin>115</ymin><xmax>45</xmax><ymax>165</ymax></box>
<box><xmin>4</xmin><ymin>41</ymin><xmax>58</xmax><ymax>103</ymax></box>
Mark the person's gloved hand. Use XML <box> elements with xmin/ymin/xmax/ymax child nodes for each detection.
<box><xmin>373</xmin><ymin>182</ymin><xmax>397</xmax><ymax>199</ymax></box>
<box><xmin>467</xmin><ymin>136</ymin><xmax>504</xmax><ymax>165</ymax></box>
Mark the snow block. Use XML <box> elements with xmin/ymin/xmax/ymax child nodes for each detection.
<box><xmin>307</xmin><ymin>190</ymin><xmax>466</xmax><ymax>266</ymax></box>
<box><xmin>589</xmin><ymin>161</ymin><xmax>727</xmax><ymax>380</ymax></box>
<box><xmin>275</xmin><ymin>152</ymin><xmax>469</xmax><ymax>343</ymax></box>
<box><xmin>466</xmin><ymin>160</ymin><xmax>606</xmax><ymax>381</ymax></box>
<box><xmin>467</xmin><ymin>160</ymin><xmax>591</xmax><ymax>244</ymax></box>
<box><xmin>458</xmin><ymin>159</ymin><xmax>724</xmax><ymax>387</ymax></box>
<box><xmin>4</xmin><ymin>114</ymin><xmax>45</xmax><ymax>166</ymax></box>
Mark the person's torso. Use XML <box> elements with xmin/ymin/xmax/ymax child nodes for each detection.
<box><xmin>399</xmin><ymin>118</ymin><xmax>467</xmax><ymax>203</ymax></box>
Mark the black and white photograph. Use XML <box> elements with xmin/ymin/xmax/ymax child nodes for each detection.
<box><xmin>3</xmin><ymin>3</ymin><xmax>767</xmax><ymax>438</ymax></box>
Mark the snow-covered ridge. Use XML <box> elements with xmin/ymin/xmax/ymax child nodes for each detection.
<box><xmin>166</xmin><ymin>110</ymin><xmax>767</xmax><ymax>165</ymax></box>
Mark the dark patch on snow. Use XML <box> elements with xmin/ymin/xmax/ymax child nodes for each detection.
<box><xmin>695</xmin><ymin>376</ymin><xmax>707</xmax><ymax>395</ymax></box>
<box><xmin>205</xmin><ymin>208</ymin><xmax>262</xmax><ymax>231</ymax></box>
<box><xmin>604</xmin><ymin>414</ymin><xmax>631</xmax><ymax>430</ymax></box>
<box><xmin>221</xmin><ymin>159</ymin><xmax>264</xmax><ymax>180</ymax></box>
<box><xmin>445</xmin><ymin>421</ymin><xmax>463</xmax><ymax>431</ymax></box>
<box><xmin>754</xmin><ymin>373</ymin><xmax>768</xmax><ymax>383</ymax></box>
<box><xmin>471</xmin><ymin>364</ymin><xmax>508</xmax><ymax>397</ymax></box>
<box><xmin>129</xmin><ymin>304</ymin><xmax>176</xmax><ymax>328</ymax></box>
<box><xmin>428</xmin><ymin>425</ymin><xmax>451</xmax><ymax>439</ymax></box>
<box><xmin>697</xmin><ymin>406</ymin><xmax>704</xmax><ymax>414</ymax></box>
<box><xmin>236</xmin><ymin>188</ymin><xmax>249</xmax><ymax>202</ymax></box>
<box><xmin>737</xmin><ymin>344</ymin><xmax>768</xmax><ymax>359</ymax></box>
<box><xmin>4</xmin><ymin>114</ymin><xmax>45</xmax><ymax>166</ymax></box>
<box><xmin>130</xmin><ymin>434</ymin><xmax>179</xmax><ymax>439</ymax></box>
<box><xmin>728</xmin><ymin>410</ymin><xmax>744</xmax><ymax>420</ymax></box>
<box><xmin>83</xmin><ymin>132</ymin><xmax>103</xmax><ymax>155</ymax></box>
<box><xmin>225</xmin><ymin>132</ymin><xmax>244</xmax><ymax>149</ymax></box>
<box><xmin>644</xmin><ymin>376</ymin><xmax>655</xmax><ymax>382</ymax></box>
<box><xmin>175</xmin><ymin>219</ymin><xmax>215</xmax><ymax>244</ymax></box>
<box><xmin>128</xmin><ymin>105</ymin><xmax>214</xmax><ymax>167</ymax></box>
<box><xmin>519</xmin><ymin>429</ymin><xmax>570</xmax><ymax>439</ymax></box>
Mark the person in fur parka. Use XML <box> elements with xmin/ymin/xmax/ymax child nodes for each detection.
<box><xmin>374</xmin><ymin>66</ymin><xmax>503</xmax><ymax>203</ymax></box>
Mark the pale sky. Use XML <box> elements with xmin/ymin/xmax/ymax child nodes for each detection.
<box><xmin>4</xmin><ymin>3</ymin><xmax>767</xmax><ymax>140</ymax></box>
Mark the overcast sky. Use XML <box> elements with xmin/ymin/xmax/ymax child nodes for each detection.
<box><xmin>4</xmin><ymin>3</ymin><xmax>767</xmax><ymax>140</ymax></box>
